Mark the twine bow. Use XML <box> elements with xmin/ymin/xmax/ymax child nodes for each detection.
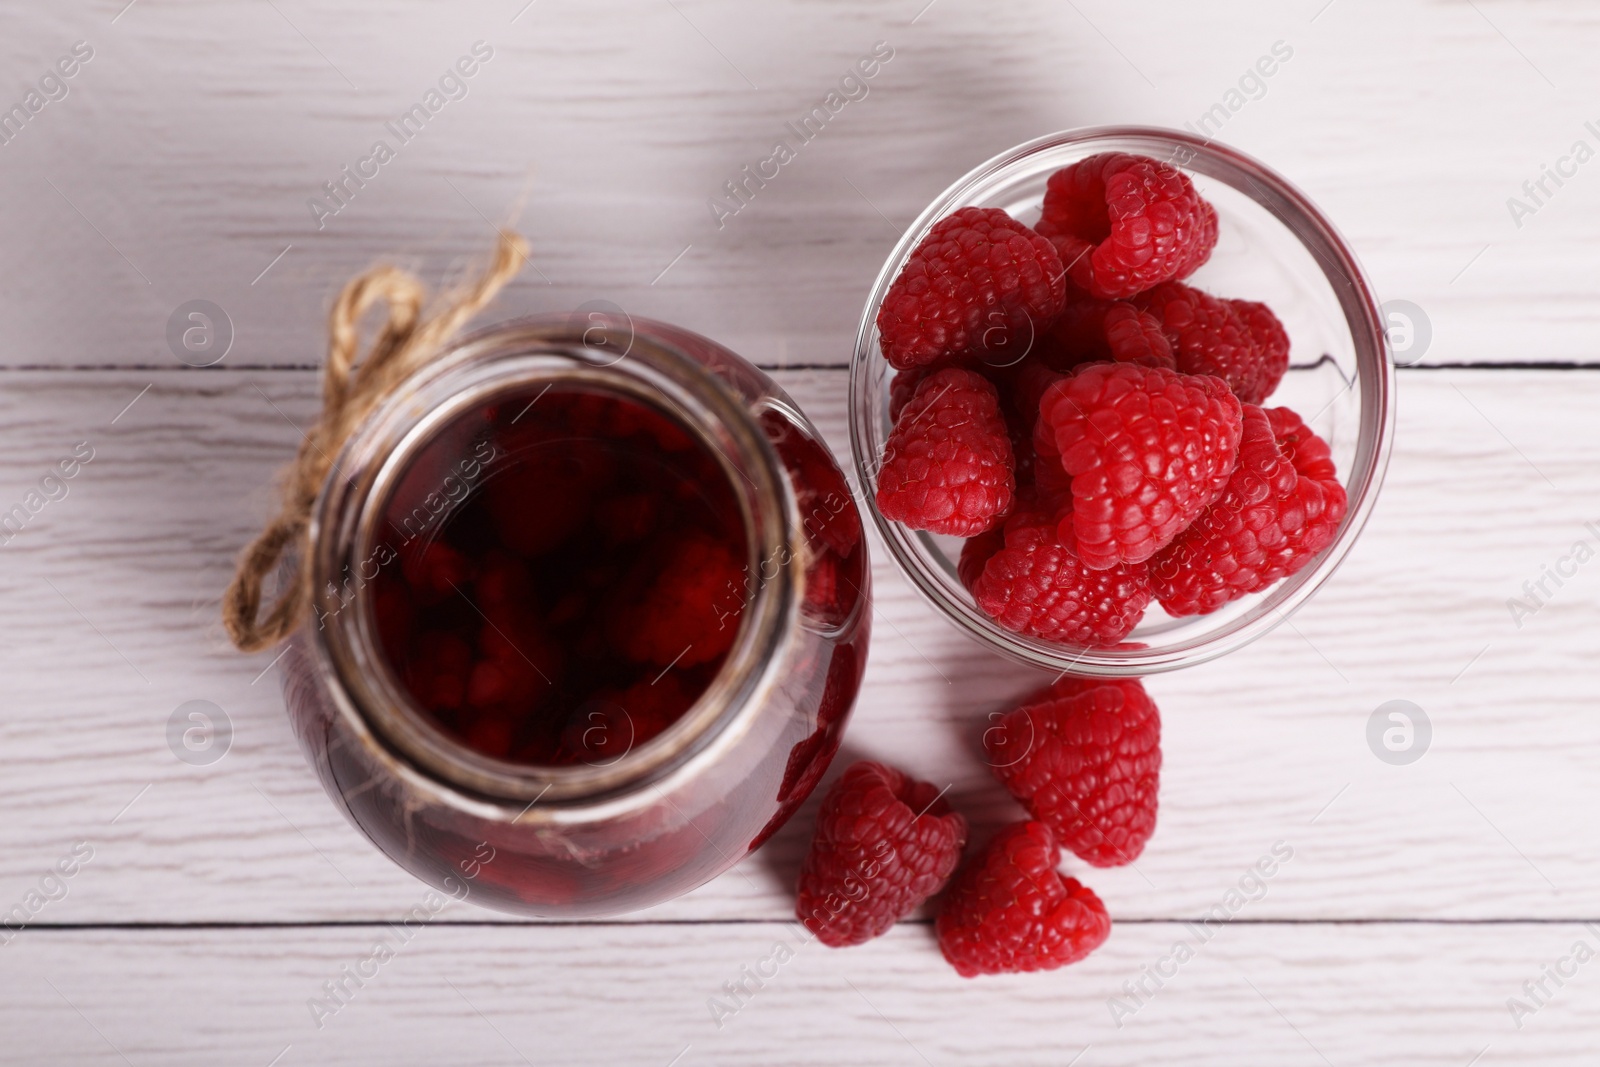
<box><xmin>223</xmin><ymin>230</ymin><xmax>530</xmax><ymax>652</ymax></box>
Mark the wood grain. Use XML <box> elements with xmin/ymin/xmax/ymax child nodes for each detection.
<box><xmin>1</xmin><ymin>1</ymin><xmax>1595</xmax><ymax>1058</ymax></box>
<box><xmin>4</xmin><ymin>920</ymin><xmax>1593</xmax><ymax>1065</ymax></box>
<box><xmin>0</xmin><ymin>0</ymin><xmax>1595</xmax><ymax>369</ymax></box>
<box><xmin>0</xmin><ymin>366</ymin><xmax>1592</xmax><ymax>925</ymax></box>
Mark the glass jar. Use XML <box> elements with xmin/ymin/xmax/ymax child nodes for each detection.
<box><xmin>279</xmin><ymin>314</ymin><xmax>870</xmax><ymax>917</ymax></box>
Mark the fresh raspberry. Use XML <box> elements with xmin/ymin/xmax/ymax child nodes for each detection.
<box><xmin>936</xmin><ymin>821</ymin><xmax>1111</xmax><ymax>977</ymax></box>
<box><xmin>1134</xmin><ymin>283</ymin><xmax>1290</xmax><ymax>405</ymax></box>
<box><xmin>1033</xmin><ymin>671</ymin><xmax>1150</xmax><ymax>704</ymax></box>
<box><xmin>1032</xmin><ymin>455</ymin><xmax>1076</xmax><ymax>520</ymax></box>
<box><xmin>1004</xmin><ymin>362</ymin><xmax>1065</xmax><ymax>425</ymax></box>
<box><xmin>971</xmin><ymin>507</ymin><xmax>1150</xmax><ymax>646</ymax></box>
<box><xmin>888</xmin><ymin>361</ymin><xmax>981</xmax><ymax>422</ymax></box>
<box><xmin>987</xmin><ymin>364</ymin><xmax>1051</xmax><ymax>481</ymax></box>
<box><xmin>875</xmin><ymin>368</ymin><xmax>1015</xmax><ymax>537</ymax></box>
<box><xmin>1033</xmin><ymin>300</ymin><xmax>1105</xmax><ymax>372</ymax></box>
<box><xmin>1268</xmin><ymin>406</ymin><xmax>1339</xmax><ymax>484</ymax></box>
<box><xmin>1034</xmin><ymin>300</ymin><xmax>1176</xmax><ymax>373</ymax></box>
<box><xmin>1175</xmin><ymin>206</ymin><xmax>1219</xmax><ymax>278</ymax></box>
<box><xmin>1037</xmin><ymin>362</ymin><xmax>1243</xmax><ymax>569</ymax></box>
<box><xmin>609</xmin><ymin>531</ymin><xmax>745</xmax><ymax>667</ymax></box>
<box><xmin>982</xmin><ymin>369</ymin><xmax>1042</xmax><ymax>494</ymax></box>
<box><xmin>876</xmin><ymin>207</ymin><xmax>1066</xmax><ymax>371</ymax></box>
<box><xmin>1026</xmin><ymin>423</ymin><xmax>1077</xmax><ymax>521</ymax></box>
<box><xmin>957</xmin><ymin>524</ymin><xmax>1006</xmax><ymax>593</ymax></box>
<box><xmin>1035</xmin><ymin>154</ymin><xmax>1218</xmax><ymax>300</ymax></box>
<box><xmin>888</xmin><ymin>361</ymin><xmax>991</xmax><ymax>423</ymax></box>
<box><xmin>985</xmin><ymin>676</ymin><xmax>1161</xmax><ymax>867</ymax></box>
<box><xmin>1007</xmin><ymin>421</ymin><xmax>1037</xmax><ymax>496</ymax></box>
<box><xmin>889</xmin><ymin>366</ymin><xmax>927</xmax><ymax>422</ymax></box>
<box><xmin>795</xmin><ymin>761</ymin><xmax>968</xmax><ymax>947</ymax></box>
<box><xmin>1102</xmin><ymin>304</ymin><xmax>1178</xmax><ymax>369</ymax></box>
<box><xmin>1234</xmin><ymin>300</ymin><xmax>1291</xmax><ymax>395</ymax></box>
<box><xmin>1150</xmin><ymin>405</ymin><xmax>1346</xmax><ymax>615</ymax></box>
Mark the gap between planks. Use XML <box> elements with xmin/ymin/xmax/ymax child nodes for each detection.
<box><xmin>13</xmin><ymin>917</ymin><xmax>1600</xmax><ymax>933</ymax></box>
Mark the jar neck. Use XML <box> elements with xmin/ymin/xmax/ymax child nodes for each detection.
<box><xmin>304</xmin><ymin>314</ymin><xmax>799</xmax><ymax>807</ymax></box>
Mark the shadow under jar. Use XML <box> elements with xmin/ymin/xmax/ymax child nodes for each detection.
<box><xmin>279</xmin><ymin>314</ymin><xmax>869</xmax><ymax>918</ymax></box>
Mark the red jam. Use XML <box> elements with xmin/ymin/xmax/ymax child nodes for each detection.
<box><xmin>369</xmin><ymin>384</ymin><xmax>749</xmax><ymax>766</ymax></box>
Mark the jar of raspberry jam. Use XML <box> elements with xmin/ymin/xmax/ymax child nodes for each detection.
<box><xmin>279</xmin><ymin>314</ymin><xmax>869</xmax><ymax>917</ymax></box>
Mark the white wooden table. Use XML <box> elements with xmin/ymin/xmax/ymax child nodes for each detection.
<box><xmin>2</xmin><ymin>1</ymin><xmax>1596</xmax><ymax>1062</ymax></box>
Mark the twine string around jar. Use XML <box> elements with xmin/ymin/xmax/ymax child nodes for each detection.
<box><xmin>223</xmin><ymin>229</ymin><xmax>530</xmax><ymax>653</ymax></box>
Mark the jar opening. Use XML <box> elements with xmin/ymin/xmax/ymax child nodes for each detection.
<box><xmin>307</xmin><ymin>318</ymin><xmax>796</xmax><ymax>807</ymax></box>
<box><xmin>366</xmin><ymin>378</ymin><xmax>752</xmax><ymax>770</ymax></box>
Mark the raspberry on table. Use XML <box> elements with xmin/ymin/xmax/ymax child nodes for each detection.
<box><xmin>970</xmin><ymin>507</ymin><xmax>1151</xmax><ymax>647</ymax></box>
<box><xmin>986</xmin><ymin>675</ymin><xmax>1161</xmax><ymax>867</ymax></box>
<box><xmin>1034</xmin><ymin>153</ymin><xmax>1218</xmax><ymax>300</ymax></box>
<box><xmin>1036</xmin><ymin>362</ymin><xmax>1243</xmax><ymax>570</ymax></box>
<box><xmin>1134</xmin><ymin>282</ymin><xmax>1290</xmax><ymax>405</ymax></box>
<box><xmin>875</xmin><ymin>367</ymin><xmax>1016</xmax><ymax>537</ymax></box>
<box><xmin>936</xmin><ymin>820</ymin><xmax>1111</xmax><ymax>977</ymax></box>
<box><xmin>876</xmin><ymin>207</ymin><xmax>1067</xmax><ymax>371</ymax></box>
<box><xmin>1149</xmin><ymin>404</ymin><xmax>1347</xmax><ymax>616</ymax></box>
<box><xmin>795</xmin><ymin>760</ymin><xmax>968</xmax><ymax>947</ymax></box>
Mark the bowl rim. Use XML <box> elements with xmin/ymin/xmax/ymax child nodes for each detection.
<box><xmin>847</xmin><ymin>125</ymin><xmax>1396</xmax><ymax>675</ymax></box>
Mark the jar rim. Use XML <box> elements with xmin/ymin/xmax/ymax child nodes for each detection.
<box><xmin>302</xmin><ymin>314</ymin><xmax>801</xmax><ymax>811</ymax></box>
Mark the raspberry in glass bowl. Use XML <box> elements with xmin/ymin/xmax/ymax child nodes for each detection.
<box><xmin>849</xmin><ymin>127</ymin><xmax>1394</xmax><ymax>674</ymax></box>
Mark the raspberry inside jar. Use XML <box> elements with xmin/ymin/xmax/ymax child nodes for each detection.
<box><xmin>368</xmin><ymin>383</ymin><xmax>750</xmax><ymax>767</ymax></box>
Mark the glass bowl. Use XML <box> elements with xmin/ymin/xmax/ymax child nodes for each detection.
<box><xmin>848</xmin><ymin>126</ymin><xmax>1394</xmax><ymax>675</ymax></box>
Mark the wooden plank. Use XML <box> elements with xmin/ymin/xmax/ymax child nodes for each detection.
<box><xmin>4</xmin><ymin>921</ymin><xmax>1594</xmax><ymax>1065</ymax></box>
<box><xmin>0</xmin><ymin>0</ymin><xmax>1594</xmax><ymax>368</ymax></box>
<box><xmin>0</xmin><ymin>365</ymin><xmax>1592</xmax><ymax>924</ymax></box>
